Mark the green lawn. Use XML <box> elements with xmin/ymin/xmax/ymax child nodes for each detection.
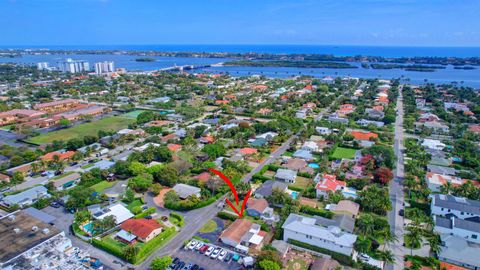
<box><xmin>27</xmin><ymin>116</ymin><xmax>135</xmax><ymax>145</ymax></box>
<box><xmin>331</xmin><ymin>147</ymin><xmax>357</xmax><ymax>159</ymax></box>
<box><xmin>51</xmin><ymin>171</ymin><xmax>75</xmax><ymax>181</ymax></box>
<box><xmin>0</xmin><ymin>125</ymin><xmax>13</xmax><ymax>131</ymax></box>
<box><xmin>121</xmin><ymin>110</ymin><xmax>147</xmax><ymax>119</ymax></box>
<box><xmin>290</xmin><ymin>176</ymin><xmax>313</xmax><ymax>190</ymax></box>
<box><xmin>199</xmin><ymin>220</ymin><xmax>217</xmax><ymax>233</ymax></box>
<box><xmin>91</xmin><ymin>181</ymin><xmax>115</xmax><ymax>193</ymax></box>
<box><xmin>286</xmin><ymin>258</ymin><xmax>308</xmax><ymax>270</ymax></box>
<box><xmin>126</xmin><ymin>199</ymin><xmax>143</xmax><ymax>212</ymax></box>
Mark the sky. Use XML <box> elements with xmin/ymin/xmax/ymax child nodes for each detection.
<box><xmin>1</xmin><ymin>0</ymin><xmax>479</xmax><ymax>47</ymax></box>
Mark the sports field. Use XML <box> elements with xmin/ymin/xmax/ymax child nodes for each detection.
<box><xmin>28</xmin><ymin>116</ymin><xmax>135</xmax><ymax>145</ymax></box>
<box><xmin>331</xmin><ymin>147</ymin><xmax>357</xmax><ymax>159</ymax></box>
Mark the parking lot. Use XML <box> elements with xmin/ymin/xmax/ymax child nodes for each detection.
<box><xmin>170</xmin><ymin>239</ymin><xmax>247</xmax><ymax>270</ymax></box>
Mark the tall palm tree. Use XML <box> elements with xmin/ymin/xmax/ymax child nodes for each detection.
<box><xmin>376</xmin><ymin>249</ymin><xmax>395</xmax><ymax>264</ymax></box>
<box><xmin>357</xmin><ymin>214</ymin><xmax>375</xmax><ymax>236</ymax></box>
<box><xmin>440</xmin><ymin>182</ymin><xmax>453</xmax><ymax>195</ymax></box>
<box><xmin>406</xmin><ymin>225</ymin><xmax>423</xmax><ymax>256</ymax></box>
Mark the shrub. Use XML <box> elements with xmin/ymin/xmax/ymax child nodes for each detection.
<box><xmin>92</xmin><ymin>238</ymin><xmax>125</xmax><ymax>262</ymax></box>
<box><xmin>217</xmin><ymin>211</ymin><xmax>238</xmax><ymax>221</ymax></box>
<box><xmin>300</xmin><ymin>205</ymin><xmax>334</xmax><ymax>218</ymax></box>
<box><xmin>169</xmin><ymin>212</ymin><xmax>185</xmax><ymax>227</ymax></box>
<box><xmin>134</xmin><ymin>207</ymin><xmax>156</xmax><ymax>219</ymax></box>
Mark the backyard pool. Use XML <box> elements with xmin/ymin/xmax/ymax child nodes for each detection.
<box><xmin>83</xmin><ymin>222</ymin><xmax>94</xmax><ymax>234</ymax></box>
<box><xmin>290</xmin><ymin>191</ymin><xmax>299</xmax><ymax>200</ymax></box>
<box><xmin>308</xmin><ymin>163</ymin><xmax>320</xmax><ymax>169</ymax></box>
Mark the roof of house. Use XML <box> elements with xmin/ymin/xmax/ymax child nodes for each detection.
<box><xmin>439</xmin><ymin>262</ymin><xmax>469</xmax><ymax>270</ymax></box>
<box><xmin>335</xmin><ymin>200</ymin><xmax>360</xmax><ymax>216</ymax></box>
<box><xmin>239</xmin><ymin>148</ymin><xmax>258</xmax><ymax>156</ymax></box>
<box><xmin>247</xmin><ymin>198</ymin><xmax>268</xmax><ymax>213</ymax></box>
<box><xmin>2</xmin><ymin>186</ymin><xmax>49</xmax><ymax>206</ymax></box>
<box><xmin>52</xmin><ymin>172</ymin><xmax>81</xmax><ymax>188</ymax></box>
<box><xmin>427</xmin><ymin>165</ymin><xmax>456</xmax><ymax>176</ymax></box>
<box><xmin>315</xmin><ymin>214</ymin><xmax>355</xmax><ymax>233</ymax></box>
<box><xmin>220</xmin><ymin>219</ymin><xmax>253</xmax><ymax>244</ymax></box>
<box><xmin>23</xmin><ymin>207</ymin><xmax>56</xmax><ymax>224</ymax></box>
<box><xmin>282</xmin><ymin>213</ymin><xmax>357</xmax><ymax>247</ymax></box>
<box><xmin>433</xmin><ymin>194</ymin><xmax>480</xmax><ymax>216</ymax></box>
<box><xmin>438</xmin><ymin>235</ymin><xmax>480</xmax><ymax>268</ymax></box>
<box><xmin>435</xmin><ymin>216</ymin><xmax>480</xmax><ymax>233</ymax></box>
<box><xmin>255</xmin><ymin>180</ymin><xmax>287</xmax><ymax>197</ymax></box>
<box><xmin>173</xmin><ymin>184</ymin><xmax>201</xmax><ymax>199</ymax></box>
<box><xmin>310</xmin><ymin>257</ymin><xmax>341</xmax><ymax>270</ymax></box>
<box><xmin>90</xmin><ymin>203</ymin><xmax>133</xmax><ymax>224</ymax></box>
<box><xmin>41</xmin><ymin>150</ymin><xmax>75</xmax><ymax>162</ymax></box>
<box><xmin>292</xmin><ymin>149</ymin><xmax>314</xmax><ymax>160</ymax></box>
<box><xmin>427</xmin><ymin>172</ymin><xmax>465</xmax><ymax>187</ymax></box>
<box><xmin>275</xmin><ymin>169</ymin><xmax>297</xmax><ymax>181</ymax></box>
<box><xmin>316</xmin><ymin>175</ymin><xmax>346</xmax><ymax>192</ymax></box>
<box><xmin>167</xmin><ymin>143</ymin><xmax>182</xmax><ymax>152</ymax></box>
<box><xmin>120</xmin><ymin>218</ymin><xmax>162</xmax><ymax>239</ymax></box>
<box><xmin>350</xmin><ymin>131</ymin><xmax>378</xmax><ymax>141</ymax></box>
<box><xmin>194</xmin><ymin>172</ymin><xmax>212</xmax><ymax>183</ymax></box>
<box><xmin>283</xmin><ymin>158</ymin><xmax>307</xmax><ymax>171</ymax></box>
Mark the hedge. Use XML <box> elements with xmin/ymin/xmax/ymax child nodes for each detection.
<box><xmin>217</xmin><ymin>211</ymin><xmax>238</xmax><ymax>221</ymax></box>
<box><xmin>287</xmin><ymin>239</ymin><xmax>355</xmax><ymax>266</ymax></box>
<box><xmin>134</xmin><ymin>227</ymin><xmax>177</xmax><ymax>263</ymax></box>
<box><xmin>134</xmin><ymin>207</ymin><xmax>156</xmax><ymax>219</ymax></box>
<box><xmin>164</xmin><ymin>192</ymin><xmax>223</xmax><ymax>211</ymax></box>
<box><xmin>252</xmin><ymin>174</ymin><xmax>271</xmax><ymax>182</ymax></box>
<box><xmin>288</xmin><ymin>185</ymin><xmax>304</xmax><ymax>192</ymax></box>
<box><xmin>300</xmin><ymin>205</ymin><xmax>334</xmax><ymax>218</ymax></box>
<box><xmin>169</xmin><ymin>212</ymin><xmax>185</xmax><ymax>227</ymax></box>
<box><xmin>92</xmin><ymin>238</ymin><xmax>126</xmax><ymax>262</ymax></box>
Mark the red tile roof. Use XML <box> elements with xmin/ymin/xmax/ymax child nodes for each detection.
<box><xmin>351</xmin><ymin>131</ymin><xmax>378</xmax><ymax>141</ymax></box>
<box><xmin>41</xmin><ymin>151</ymin><xmax>76</xmax><ymax>162</ymax></box>
<box><xmin>120</xmin><ymin>218</ymin><xmax>162</xmax><ymax>239</ymax></box>
<box><xmin>239</xmin><ymin>148</ymin><xmax>258</xmax><ymax>156</ymax></box>
<box><xmin>316</xmin><ymin>174</ymin><xmax>346</xmax><ymax>192</ymax></box>
<box><xmin>247</xmin><ymin>198</ymin><xmax>268</xmax><ymax>213</ymax></box>
<box><xmin>194</xmin><ymin>172</ymin><xmax>211</xmax><ymax>183</ymax></box>
<box><xmin>167</xmin><ymin>143</ymin><xmax>182</xmax><ymax>152</ymax></box>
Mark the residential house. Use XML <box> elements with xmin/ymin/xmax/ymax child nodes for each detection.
<box><xmin>88</xmin><ymin>203</ymin><xmax>133</xmax><ymax>225</ymax></box>
<box><xmin>274</xmin><ymin>169</ymin><xmax>297</xmax><ymax>184</ymax></box>
<box><xmin>357</xmin><ymin>119</ymin><xmax>384</xmax><ymax>128</ymax></box>
<box><xmin>438</xmin><ymin>234</ymin><xmax>480</xmax><ymax>270</ymax></box>
<box><xmin>220</xmin><ymin>219</ymin><xmax>266</xmax><ymax>253</ymax></box>
<box><xmin>282</xmin><ymin>213</ymin><xmax>357</xmax><ymax>256</ymax></box>
<box><xmin>314</xmin><ymin>173</ymin><xmax>356</xmax><ymax>199</ymax></box>
<box><xmin>326</xmin><ymin>200</ymin><xmax>360</xmax><ymax>218</ymax></box>
<box><xmin>282</xmin><ymin>158</ymin><xmax>313</xmax><ymax>174</ymax></box>
<box><xmin>431</xmin><ymin>194</ymin><xmax>480</xmax><ymax>220</ymax></box>
<box><xmin>246</xmin><ymin>198</ymin><xmax>276</xmax><ymax>222</ymax></box>
<box><xmin>41</xmin><ymin>150</ymin><xmax>76</xmax><ymax>162</ymax></box>
<box><xmin>301</xmin><ymin>141</ymin><xmax>319</xmax><ymax>152</ymax></box>
<box><xmin>254</xmin><ymin>180</ymin><xmax>288</xmax><ymax>199</ymax></box>
<box><xmin>427</xmin><ymin>165</ymin><xmax>456</xmax><ymax>176</ymax></box>
<box><xmin>434</xmin><ymin>216</ymin><xmax>480</xmax><ymax>244</ymax></box>
<box><xmin>327</xmin><ymin>114</ymin><xmax>349</xmax><ymax>124</ymax></box>
<box><xmin>426</xmin><ymin>172</ymin><xmax>465</xmax><ymax>192</ymax></box>
<box><xmin>85</xmin><ymin>160</ymin><xmax>115</xmax><ymax>171</ymax></box>
<box><xmin>52</xmin><ymin>172</ymin><xmax>81</xmax><ymax>191</ymax></box>
<box><xmin>365</xmin><ymin>108</ymin><xmax>385</xmax><ymax>119</ymax></box>
<box><xmin>292</xmin><ymin>149</ymin><xmax>314</xmax><ymax>161</ymax></box>
<box><xmin>117</xmin><ymin>218</ymin><xmax>163</xmax><ymax>243</ymax></box>
<box><xmin>172</xmin><ymin>184</ymin><xmax>201</xmax><ymax>199</ymax></box>
<box><xmin>422</xmin><ymin>139</ymin><xmax>446</xmax><ymax>150</ymax></box>
<box><xmin>316</xmin><ymin>127</ymin><xmax>332</xmax><ymax>135</ymax></box>
<box><xmin>315</xmin><ymin>214</ymin><xmax>356</xmax><ymax>233</ymax></box>
<box><xmin>1</xmin><ymin>186</ymin><xmax>50</xmax><ymax>208</ymax></box>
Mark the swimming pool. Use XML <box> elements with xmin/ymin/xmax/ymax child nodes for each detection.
<box><xmin>290</xmin><ymin>191</ymin><xmax>299</xmax><ymax>200</ymax></box>
<box><xmin>83</xmin><ymin>222</ymin><xmax>94</xmax><ymax>234</ymax></box>
<box><xmin>308</xmin><ymin>163</ymin><xmax>319</xmax><ymax>169</ymax></box>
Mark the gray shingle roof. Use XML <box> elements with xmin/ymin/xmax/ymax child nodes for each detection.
<box><xmin>437</xmin><ymin>216</ymin><xmax>480</xmax><ymax>233</ymax></box>
<box><xmin>433</xmin><ymin>194</ymin><xmax>480</xmax><ymax>216</ymax></box>
<box><xmin>427</xmin><ymin>165</ymin><xmax>456</xmax><ymax>176</ymax></box>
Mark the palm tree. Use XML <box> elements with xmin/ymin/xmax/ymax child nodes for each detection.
<box><xmin>427</xmin><ymin>233</ymin><xmax>442</xmax><ymax>254</ymax></box>
<box><xmin>357</xmin><ymin>214</ymin><xmax>375</xmax><ymax>236</ymax></box>
<box><xmin>406</xmin><ymin>225</ymin><xmax>423</xmax><ymax>256</ymax></box>
<box><xmin>440</xmin><ymin>182</ymin><xmax>453</xmax><ymax>195</ymax></box>
<box><xmin>376</xmin><ymin>249</ymin><xmax>395</xmax><ymax>264</ymax></box>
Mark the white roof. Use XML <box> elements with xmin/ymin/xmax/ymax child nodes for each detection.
<box><xmin>92</xmin><ymin>203</ymin><xmax>133</xmax><ymax>224</ymax></box>
<box><xmin>282</xmin><ymin>213</ymin><xmax>357</xmax><ymax>247</ymax></box>
<box><xmin>249</xmin><ymin>234</ymin><xmax>264</xmax><ymax>245</ymax></box>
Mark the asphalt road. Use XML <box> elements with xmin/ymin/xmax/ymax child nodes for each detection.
<box><xmin>386</xmin><ymin>86</ymin><xmax>406</xmax><ymax>270</ymax></box>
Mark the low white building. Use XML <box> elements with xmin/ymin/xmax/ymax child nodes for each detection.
<box><xmin>431</xmin><ymin>194</ymin><xmax>480</xmax><ymax>220</ymax></box>
<box><xmin>301</xmin><ymin>141</ymin><xmax>319</xmax><ymax>152</ymax></box>
<box><xmin>282</xmin><ymin>213</ymin><xmax>357</xmax><ymax>256</ymax></box>
<box><xmin>434</xmin><ymin>216</ymin><xmax>480</xmax><ymax>244</ymax></box>
<box><xmin>421</xmin><ymin>139</ymin><xmax>446</xmax><ymax>150</ymax></box>
<box><xmin>315</xmin><ymin>127</ymin><xmax>332</xmax><ymax>135</ymax></box>
<box><xmin>426</xmin><ymin>172</ymin><xmax>465</xmax><ymax>192</ymax></box>
<box><xmin>88</xmin><ymin>203</ymin><xmax>133</xmax><ymax>225</ymax></box>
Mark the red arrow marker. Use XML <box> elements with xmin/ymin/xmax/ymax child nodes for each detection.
<box><xmin>208</xmin><ymin>168</ymin><xmax>252</xmax><ymax>218</ymax></box>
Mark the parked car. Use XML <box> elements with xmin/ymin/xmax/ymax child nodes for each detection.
<box><xmin>191</xmin><ymin>265</ymin><xmax>199</xmax><ymax>270</ymax></box>
<box><xmin>205</xmin><ymin>246</ymin><xmax>215</xmax><ymax>256</ymax></box>
<box><xmin>175</xmin><ymin>261</ymin><xmax>185</xmax><ymax>270</ymax></box>
<box><xmin>50</xmin><ymin>201</ymin><xmax>60</xmax><ymax>208</ymax></box>
<box><xmin>399</xmin><ymin>209</ymin><xmax>404</xmax><ymax>216</ymax></box>
<box><xmin>210</xmin><ymin>248</ymin><xmax>221</xmax><ymax>259</ymax></box>
<box><xmin>69</xmin><ymin>162</ymin><xmax>78</xmax><ymax>166</ymax></box>
<box><xmin>194</xmin><ymin>242</ymin><xmax>204</xmax><ymax>250</ymax></box>
<box><xmin>199</xmin><ymin>245</ymin><xmax>209</xmax><ymax>254</ymax></box>
<box><xmin>183</xmin><ymin>263</ymin><xmax>193</xmax><ymax>270</ymax></box>
<box><xmin>224</xmin><ymin>252</ymin><xmax>233</xmax><ymax>262</ymax></box>
<box><xmin>218</xmin><ymin>250</ymin><xmax>227</xmax><ymax>261</ymax></box>
<box><xmin>187</xmin><ymin>240</ymin><xmax>197</xmax><ymax>250</ymax></box>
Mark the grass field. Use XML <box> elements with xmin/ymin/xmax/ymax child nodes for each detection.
<box><xmin>199</xmin><ymin>220</ymin><xmax>217</xmax><ymax>233</ymax></box>
<box><xmin>286</xmin><ymin>258</ymin><xmax>308</xmax><ymax>270</ymax></box>
<box><xmin>290</xmin><ymin>176</ymin><xmax>313</xmax><ymax>190</ymax></box>
<box><xmin>126</xmin><ymin>198</ymin><xmax>143</xmax><ymax>212</ymax></box>
<box><xmin>121</xmin><ymin>110</ymin><xmax>147</xmax><ymax>119</ymax></box>
<box><xmin>91</xmin><ymin>180</ymin><xmax>115</xmax><ymax>193</ymax></box>
<box><xmin>331</xmin><ymin>147</ymin><xmax>357</xmax><ymax>159</ymax></box>
<box><xmin>27</xmin><ymin>116</ymin><xmax>135</xmax><ymax>145</ymax></box>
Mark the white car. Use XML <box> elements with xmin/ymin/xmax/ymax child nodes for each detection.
<box><xmin>194</xmin><ymin>242</ymin><xmax>204</xmax><ymax>250</ymax></box>
<box><xmin>187</xmin><ymin>240</ymin><xmax>197</xmax><ymax>250</ymax></box>
<box><xmin>205</xmin><ymin>246</ymin><xmax>215</xmax><ymax>256</ymax></box>
<box><xmin>210</xmin><ymin>248</ymin><xmax>221</xmax><ymax>259</ymax></box>
<box><xmin>217</xmin><ymin>250</ymin><xmax>227</xmax><ymax>261</ymax></box>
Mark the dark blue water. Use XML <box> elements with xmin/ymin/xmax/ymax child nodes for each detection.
<box><xmin>0</xmin><ymin>48</ymin><xmax>479</xmax><ymax>88</ymax></box>
<box><xmin>2</xmin><ymin>44</ymin><xmax>480</xmax><ymax>58</ymax></box>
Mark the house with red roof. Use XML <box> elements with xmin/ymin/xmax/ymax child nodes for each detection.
<box><xmin>350</xmin><ymin>131</ymin><xmax>378</xmax><ymax>141</ymax></box>
<box><xmin>336</xmin><ymin>104</ymin><xmax>355</xmax><ymax>116</ymax></box>
<box><xmin>117</xmin><ymin>218</ymin><xmax>163</xmax><ymax>243</ymax></box>
<box><xmin>314</xmin><ymin>173</ymin><xmax>346</xmax><ymax>199</ymax></box>
<box><xmin>199</xmin><ymin>135</ymin><xmax>214</xmax><ymax>144</ymax></box>
<box><xmin>167</xmin><ymin>143</ymin><xmax>182</xmax><ymax>152</ymax></box>
<box><xmin>215</xmin><ymin>100</ymin><xmax>230</xmax><ymax>105</ymax></box>
<box><xmin>194</xmin><ymin>171</ymin><xmax>212</xmax><ymax>183</ymax></box>
<box><xmin>239</xmin><ymin>148</ymin><xmax>258</xmax><ymax>156</ymax></box>
<box><xmin>41</xmin><ymin>150</ymin><xmax>76</xmax><ymax>162</ymax></box>
<box><xmin>468</xmin><ymin>125</ymin><xmax>480</xmax><ymax>134</ymax></box>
